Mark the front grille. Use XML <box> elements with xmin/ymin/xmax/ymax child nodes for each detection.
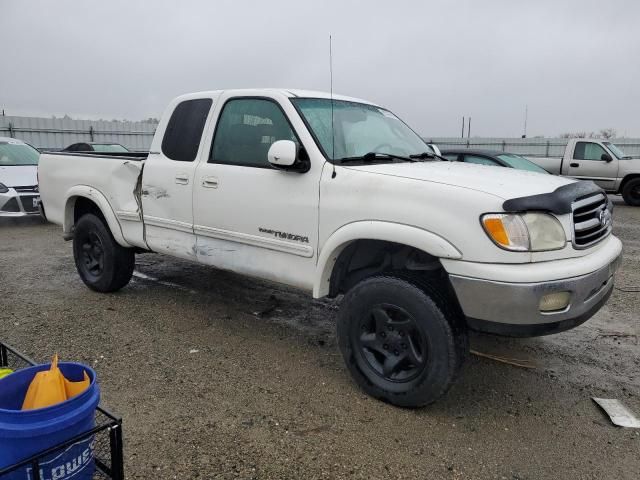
<box><xmin>14</xmin><ymin>185</ymin><xmax>38</xmax><ymax>193</ymax></box>
<box><xmin>572</xmin><ymin>193</ymin><xmax>612</xmax><ymax>248</ymax></box>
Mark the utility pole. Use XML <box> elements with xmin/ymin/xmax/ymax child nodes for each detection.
<box><xmin>467</xmin><ymin>117</ymin><xmax>471</xmax><ymax>138</ymax></box>
<box><xmin>461</xmin><ymin>116</ymin><xmax>465</xmax><ymax>138</ymax></box>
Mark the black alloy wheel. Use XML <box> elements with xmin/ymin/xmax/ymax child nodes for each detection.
<box><xmin>79</xmin><ymin>231</ymin><xmax>105</xmax><ymax>281</ymax></box>
<box><xmin>355</xmin><ymin>304</ymin><xmax>428</xmax><ymax>383</ymax></box>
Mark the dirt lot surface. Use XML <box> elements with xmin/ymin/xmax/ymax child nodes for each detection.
<box><xmin>1</xmin><ymin>197</ymin><xmax>638</xmax><ymax>479</ymax></box>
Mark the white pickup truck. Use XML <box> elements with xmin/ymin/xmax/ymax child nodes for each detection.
<box><xmin>39</xmin><ymin>89</ymin><xmax>622</xmax><ymax>406</ymax></box>
<box><xmin>528</xmin><ymin>138</ymin><xmax>640</xmax><ymax>206</ymax></box>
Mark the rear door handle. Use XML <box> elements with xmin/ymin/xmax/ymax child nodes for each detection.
<box><xmin>202</xmin><ymin>176</ymin><xmax>219</xmax><ymax>188</ymax></box>
<box><xmin>175</xmin><ymin>174</ymin><xmax>189</xmax><ymax>185</ymax></box>
<box><xmin>570</xmin><ymin>162</ymin><xmax>579</xmax><ymax>168</ymax></box>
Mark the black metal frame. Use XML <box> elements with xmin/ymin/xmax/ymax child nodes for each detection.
<box><xmin>0</xmin><ymin>342</ymin><xmax>124</xmax><ymax>480</ymax></box>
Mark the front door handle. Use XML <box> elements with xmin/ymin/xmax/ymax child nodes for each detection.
<box><xmin>202</xmin><ymin>176</ymin><xmax>219</xmax><ymax>188</ymax></box>
<box><xmin>175</xmin><ymin>174</ymin><xmax>189</xmax><ymax>185</ymax></box>
<box><xmin>570</xmin><ymin>162</ymin><xmax>579</xmax><ymax>168</ymax></box>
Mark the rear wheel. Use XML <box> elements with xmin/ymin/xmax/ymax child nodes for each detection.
<box><xmin>621</xmin><ymin>178</ymin><xmax>640</xmax><ymax>206</ymax></box>
<box><xmin>337</xmin><ymin>275</ymin><xmax>468</xmax><ymax>407</ymax></box>
<box><xmin>73</xmin><ymin>213</ymin><xmax>135</xmax><ymax>292</ymax></box>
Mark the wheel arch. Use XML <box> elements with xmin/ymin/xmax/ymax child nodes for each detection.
<box><xmin>64</xmin><ymin>186</ymin><xmax>131</xmax><ymax>247</ymax></box>
<box><xmin>313</xmin><ymin>221</ymin><xmax>462</xmax><ymax>298</ymax></box>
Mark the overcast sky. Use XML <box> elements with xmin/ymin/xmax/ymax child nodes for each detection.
<box><xmin>2</xmin><ymin>0</ymin><xmax>639</xmax><ymax>137</ymax></box>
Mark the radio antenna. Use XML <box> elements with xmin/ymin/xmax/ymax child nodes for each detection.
<box><xmin>329</xmin><ymin>34</ymin><xmax>337</xmax><ymax>178</ymax></box>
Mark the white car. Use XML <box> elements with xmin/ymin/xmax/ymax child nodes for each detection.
<box><xmin>39</xmin><ymin>89</ymin><xmax>622</xmax><ymax>406</ymax></box>
<box><xmin>0</xmin><ymin>137</ymin><xmax>41</xmax><ymax>217</ymax></box>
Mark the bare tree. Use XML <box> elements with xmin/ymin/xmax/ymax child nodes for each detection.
<box><xmin>559</xmin><ymin>131</ymin><xmax>590</xmax><ymax>138</ymax></box>
<box><xmin>598</xmin><ymin>128</ymin><xmax>617</xmax><ymax>139</ymax></box>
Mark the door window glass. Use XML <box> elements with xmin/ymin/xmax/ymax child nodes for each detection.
<box><xmin>211</xmin><ymin>98</ymin><xmax>298</xmax><ymax>168</ymax></box>
<box><xmin>463</xmin><ymin>154</ymin><xmax>499</xmax><ymax>166</ymax></box>
<box><xmin>161</xmin><ymin>98</ymin><xmax>213</xmax><ymax>162</ymax></box>
<box><xmin>573</xmin><ymin>142</ymin><xmax>607</xmax><ymax>161</ymax></box>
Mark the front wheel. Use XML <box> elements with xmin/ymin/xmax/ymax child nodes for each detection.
<box><xmin>73</xmin><ymin>213</ymin><xmax>135</xmax><ymax>292</ymax></box>
<box><xmin>337</xmin><ymin>276</ymin><xmax>468</xmax><ymax>407</ymax></box>
<box><xmin>621</xmin><ymin>178</ymin><xmax>640</xmax><ymax>206</ymax></box>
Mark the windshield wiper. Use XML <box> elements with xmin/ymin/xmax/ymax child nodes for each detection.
<box><xmin>337</xmin><ymin>152</ymin><xmax>417</xmax><ymax>164</ymax></box>
<box><xmin>409</xmin><ymin>151</ymin><xmax>449</xmax><ymax>162</ymax></box>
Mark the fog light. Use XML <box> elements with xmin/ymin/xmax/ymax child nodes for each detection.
<box><xmin>539</xmin><ymin>291</ymin><xmax>571</xmax><ymax>312</ymax></box>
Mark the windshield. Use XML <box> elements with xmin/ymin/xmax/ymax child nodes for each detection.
<box><xmin>92</xmin><ymin>144</ymin><xmax>128</xmax><ymax>152</ymax></box>
<box><xmin>603</xmin><ymin>142</ymin><xmax>629</xmax><ymax>159</ymax></box>
<box><xmin>0</xmin><ymin>141</ymin><xmax>40</xmax><ymax>166</ymax></box>
<box><xmin>291</xmin><ymin>98</ymin><xmax>429</xmax><ymax>161</ymax></box>
<box><xmin>497</xmin><ymin>154</ymin><xmax>548</xmax><ymax>174</ymax></box>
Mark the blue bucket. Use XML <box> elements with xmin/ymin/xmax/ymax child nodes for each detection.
<box><xmin>0</xmin><ymin>362</ymin><xmax>100</xmax><ymax>480</ymax></box>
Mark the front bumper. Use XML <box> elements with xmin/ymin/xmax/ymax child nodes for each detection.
<box><xmin>445</xmin><ymin>236</ymin><xmax>622</xmax><ymax>337</ymax></box>
<box><xmin>0</xmin><ymin>189</ymin><xmax>41</xmax><ymax>217</ymax></box>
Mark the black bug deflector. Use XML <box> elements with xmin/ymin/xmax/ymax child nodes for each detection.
<box><xmin>502</xmin><ymin>180</ymin><xmax>603</xmax><ymax>214</ymax></box>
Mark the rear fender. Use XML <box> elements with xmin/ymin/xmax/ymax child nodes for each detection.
<box><xmin>64</xmin><ymin>186</ymin><xmax>131</xmax><ymax>247</ymax></box>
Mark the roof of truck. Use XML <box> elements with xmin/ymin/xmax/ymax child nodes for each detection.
<box><xmin>175</xmin><ymin>89</ymin><xmax>379</xmax><ymax>106</ymax></box>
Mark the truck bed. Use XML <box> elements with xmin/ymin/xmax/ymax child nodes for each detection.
<box><xmin>38</xmin><ymin>151</ymin><xmax>147</xmax><ymax>247</ymax></box>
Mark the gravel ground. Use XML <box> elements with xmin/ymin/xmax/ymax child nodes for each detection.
<box><xmin>1</xmin><ymin>197</ymin><xmax>638</xmax><ymax>479</ymax></box>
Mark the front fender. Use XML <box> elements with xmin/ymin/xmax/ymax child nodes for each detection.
<box><xmin>64</xmin><ymin>185</ymin><xmax>131</xmax><ymax>247</ymax></box>
<box><xmin>313</xmin><ymin>221</ymin><xmax>462</xmax><ymax>298</ymax></box>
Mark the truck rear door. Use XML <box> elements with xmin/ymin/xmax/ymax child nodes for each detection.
<box><xmin>141</xmin><ymin>98</ymin><xmax>213</xmax><ymax>259</ymax></box>
<box><xmin>192</xmin><ymin>94</ymin><xmax>321</xmax><ymax>291</ymax></box>
<box><xmin>566</xmin><ymin>141</ymin><xmax>619</xmax><ymax>191</ymax></box>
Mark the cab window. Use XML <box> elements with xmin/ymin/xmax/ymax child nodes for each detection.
<box><xmin>210</xmin><ymin>98</ymin><xmax>298</xmax><ymax>168</ymax></box>
<box><xmin>161</xmin><ymin>98</ymin><xmax>213</xmax><ymax>162</ymax></box>
<box><xmin>573</xmin><ymin>142</ymin><xmax>607</xmax><ymax>161</ymax></box>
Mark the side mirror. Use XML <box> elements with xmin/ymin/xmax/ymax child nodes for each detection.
<box><xmin>267</xmin><ymin>140</ymin><xmax>310</xmax><ymax>172</ymax></box>
<box><xmin>601</xmin><ymin>153</ymin><xmax>613</xmax><ymax>162</ymax></box>
<box><xmin>268</xmin><ymin>140</ymin><xmax>297</xmax><ymax>167</ymax></box>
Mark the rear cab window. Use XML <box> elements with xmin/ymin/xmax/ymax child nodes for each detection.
<box><xmin>162</xmin><ymin>98</ymin><xmax>213</xmax><ymax>162</ymax></box>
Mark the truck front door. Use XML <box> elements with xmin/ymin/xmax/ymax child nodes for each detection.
<box><xmin>566</xmin><ymin>141</ymin><xmax>619</xmax><ymax>191</ymax></box>
<box><xmin>192</xmin><ymin>94</ymin><xmax>321</xmax><ymax>291</ymax></box>
<box><xmin>141</xmin><ymin>97</ymin><xmax>213</xmax><ymax>260</ymax></box>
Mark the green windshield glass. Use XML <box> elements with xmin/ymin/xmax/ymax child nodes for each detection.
<box><xmin>603</xmin><ymin>142</ymin><xmax>628</xmax><ymax>159</ymax></box>
<box><xmin>497</xmin><ymin>154</ymin><xmax>548</xmax><ymax>173</ymax></box>
<box><xmin>91</xmin><ymin>144</ymin><xmax>128</xmax><ymax>152</ymax></box>
<box><xmin>0</xmin><ymin>142</ymin><xmax>40</xmax><ymax>166</ymax></box>
<box><xmin>291</xmin><ymin>98</ymin><xmax>428</xmax><ymax>160</ymax></box>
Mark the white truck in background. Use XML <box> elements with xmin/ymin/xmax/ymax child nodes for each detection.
<box><xmin>39</xmin><ymin>89</ymin><xmax>622</xmax><ymax>407</ymax></box>
<box><xmin>528</xmin><ymin>138</ymin><xmax>640</xmax><ymax>206</ymax></box>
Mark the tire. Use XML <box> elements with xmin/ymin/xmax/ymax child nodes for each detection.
<box><xmin>337</xmin><ymin>275</ymin><xmax>468</xmax><ymax>407</ymax></box>
<box><xmin>72</xmin><ymin>213</ymin><xmax>135</xmax><ymax>292</ymax></box>
<box><xmin>621</xmin><ymin>178</ymin><xmax>640</xmax><ymax>206</ymax></box>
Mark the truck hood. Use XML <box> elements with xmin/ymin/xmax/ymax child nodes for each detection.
<box><xmin>343</xmin><ymin>161</ymin><xmax>574</xmax><ymax>200</ymax></box>
<box><xmin>0</xmin><ymin>165</ymin><xmax>38</xmax><ymax>188</ymax></box>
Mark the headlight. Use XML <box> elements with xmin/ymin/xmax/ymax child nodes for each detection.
<box><xmin>0</xmin><ymin>183</ymin><xmax>9</xmax><ymax>194</ymax></box>
<box><xmin>481</xmin><ymin>212</ymin><xmax>566</xmax><ymax>251</ymax></box>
